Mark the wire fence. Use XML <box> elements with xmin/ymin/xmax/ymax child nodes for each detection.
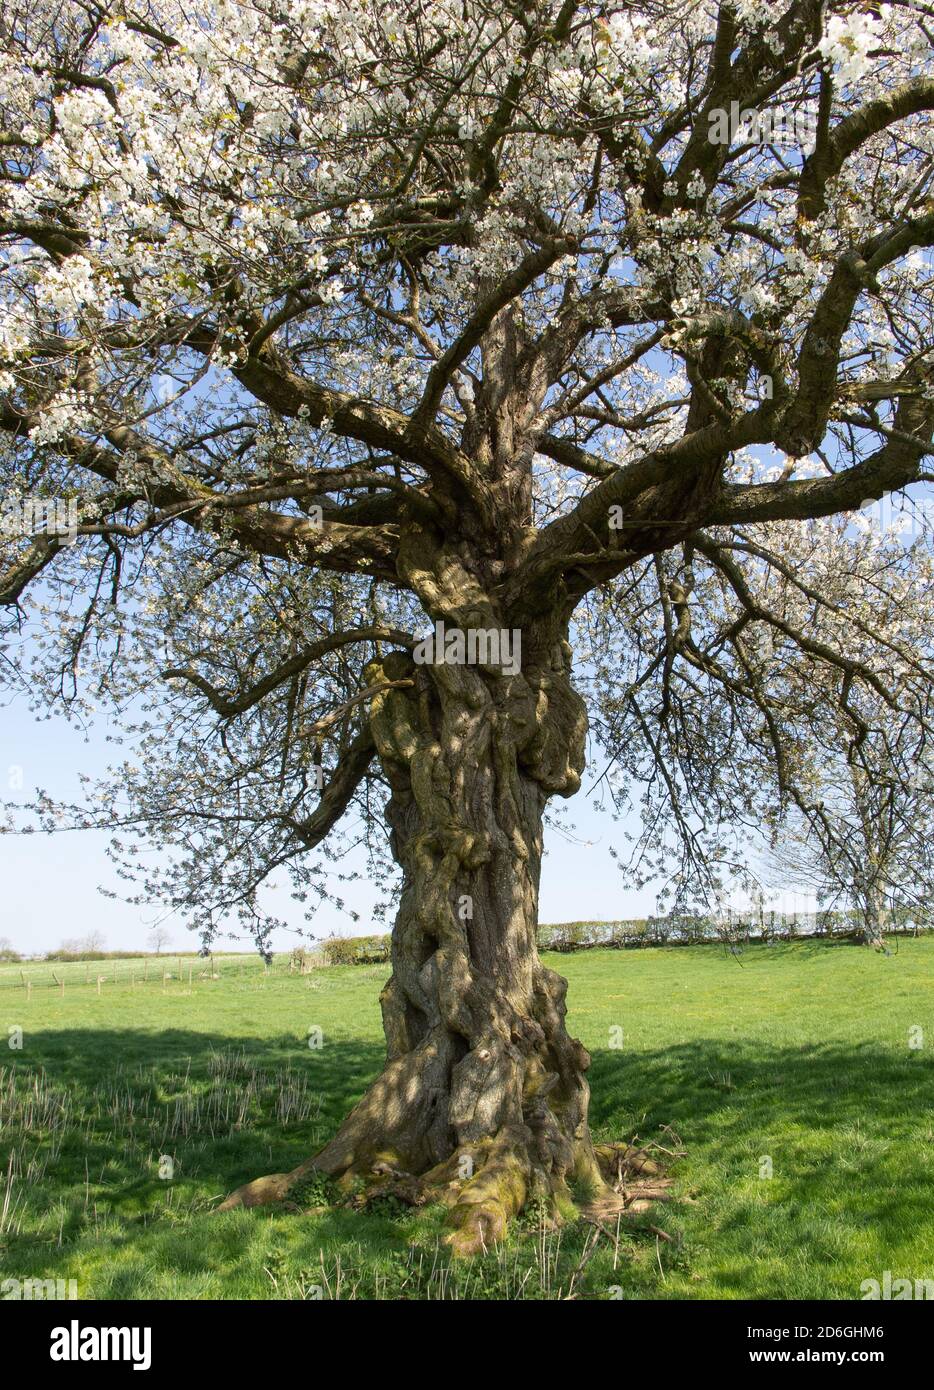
<box><xmin>0</xmin><ymin>952</ymin><xmax>311</xmax><ymax>994</ymax></box>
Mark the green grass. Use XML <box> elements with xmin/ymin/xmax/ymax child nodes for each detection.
<box><xmin>1</xmin><ymin>939</ymin><xmax>932</xmax><ymax>1299</ymax></box>
<box><xmin>0</xmin><ymin>951</ymin><xmax>282</xmax><ymax>991</ymax></box>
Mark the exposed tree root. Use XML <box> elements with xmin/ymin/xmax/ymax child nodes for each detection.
<box><xmin>578</xmin><ymin>1141</ymin><xmax>673</xmax><ymax>1218</ymax></box>
<box><xmin>217</xmin><ymin>1130</ymin><xmax>679</xmax><ymax>1256</ymax></box>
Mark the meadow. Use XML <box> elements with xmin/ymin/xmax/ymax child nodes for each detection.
<box><xmin>1</xmin><ymin>938</ymin><xmax>932</xmax><ymax>1300</ymax></box>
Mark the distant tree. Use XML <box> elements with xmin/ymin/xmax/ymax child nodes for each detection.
<box><xmin>147</xmin><ymin>927</ymin><xmax>173</xmax><ymax>955</ymax></box>
<box><xmin>772</xmin><ymin>740</ymin><xmax>934</xmax><ymax>948</ymax></box>
<box><xmin>0</xmin><ymin>935</ymin><xmax>20</xmax><ymax>961</ymax></box>
<box><xmin>56</xmin><ymin>929</ymin><xmax>107</xmax><ymax>956</ymax></box>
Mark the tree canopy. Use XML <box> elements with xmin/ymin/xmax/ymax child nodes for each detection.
<box><xmin>4</xmin><ymin>0</ymin><xmax>934</xmax><ymax>936</ymax></box>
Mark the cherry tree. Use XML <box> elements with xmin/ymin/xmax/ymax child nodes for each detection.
<box><xmin>585</xmin><ymin>510</ymin><xmax>934</xmax><ymax>925</ymax></box>
<box><xmin>3</xmin><ymin>0</ymin><xmax>934</xmax><ymax>1250</ymax></box>
<box><xmin>768</xmin><ymin>673</ymin><xmax>934</xmax><ymax>948</ymax></box>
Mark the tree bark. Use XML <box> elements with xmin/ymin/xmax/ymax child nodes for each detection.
<box><xmin>859</xmin><ymin>882</ymin><xmax>886</xmax><ymax>950</ymax></box>
<box><xmin>219</xmin><ymin>587</ymin><xmax>616</xmax><ymax>1251</ymax></box>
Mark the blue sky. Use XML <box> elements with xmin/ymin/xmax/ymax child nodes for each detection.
<box><xmin>0</xmin><ymin>688</ymin><xmax>662</xmax><ymax>956</ymax></box>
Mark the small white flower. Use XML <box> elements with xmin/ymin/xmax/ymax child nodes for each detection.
<box><xmin>319</xmin><ymin>278</ymin><xmax>345</xmax><ymax>305</ymax></box>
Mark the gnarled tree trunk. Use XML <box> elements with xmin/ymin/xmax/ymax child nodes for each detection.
<box><xmin>220</xmin><ymin>555</ymin><xmax>616</xmax><ymax>1251</ymax></box>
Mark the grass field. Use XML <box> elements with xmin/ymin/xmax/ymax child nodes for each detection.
<box><xmin>1</xmin><ymin>938</ymin><xmax>932</xmax><ymax>1300</ymax></box>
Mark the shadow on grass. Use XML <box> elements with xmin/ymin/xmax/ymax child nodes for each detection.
<box><xmin>588</xmin><ymin>1034</ymin><xmax>933</xmax><ymax>1138</ymax></box>
<box><xmin>4</xmin><ymin>1028</ymin><xmax>382</xmax><ymax>1207</ymax></box>
<box><xmin>4</xmin><ymin>1027</ymin><xmax>932</xmax><ymax>1293</ymax></box>
<box><xmin>590</xmin><ymin>1036</ymin><xmax>934</xmax><ymax>1273</ymax></box>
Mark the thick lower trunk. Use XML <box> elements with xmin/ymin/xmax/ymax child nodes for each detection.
<box><xmin>220</xmin><ymin>629</ymin><xmax>616</xmax><ymax>1250</ymax></box>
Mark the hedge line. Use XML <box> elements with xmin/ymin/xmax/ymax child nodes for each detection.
<box><xmin>319</xmin><ymin>912</ymin><xmax>932</xmax><ymax>964</ymax></box>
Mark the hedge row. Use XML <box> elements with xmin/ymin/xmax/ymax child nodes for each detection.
<box><xmin>539</xmin><ymin>913</ymin><xmax>930</xmax><ymax>950</ymax></box>
<box><xmin>320</xmin><ymin>912</ymin><xmax>931</xmax><ymax>963</ymax></box>
<box><xmin>321</xmin><ymin>935</ymin><xmax>392</xmax><ymax>965</ymax></box>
